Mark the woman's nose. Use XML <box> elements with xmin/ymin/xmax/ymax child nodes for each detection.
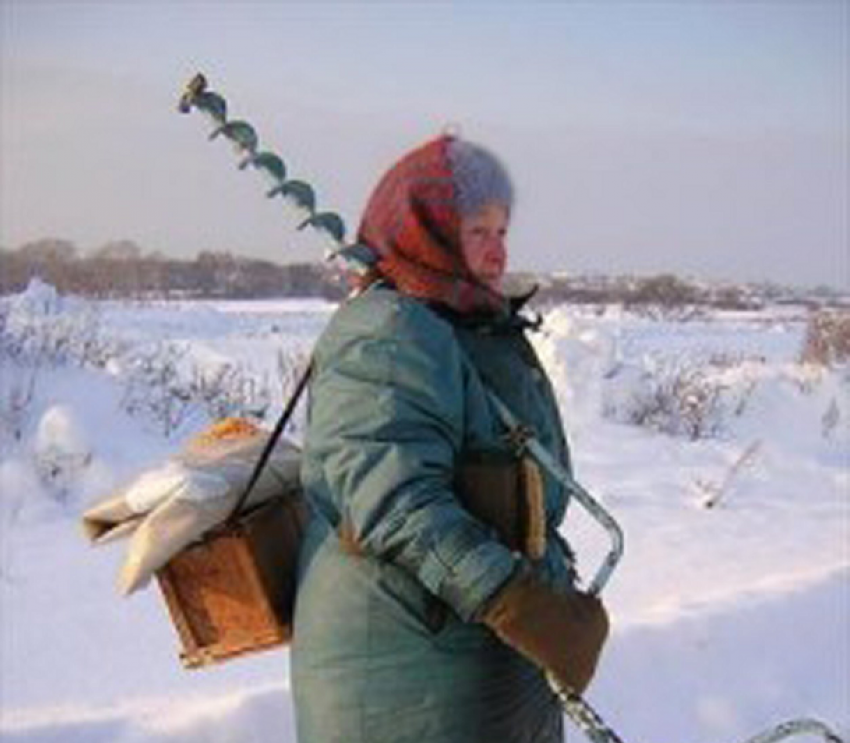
<box><xmin>488</xmin><ymin>235</ymin><xmax>506</xmax><ymax>255</ymax></box>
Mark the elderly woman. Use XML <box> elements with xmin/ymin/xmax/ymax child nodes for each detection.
<box><xmin>292</xmin><ymin>135</ymin><xmax>608</xmax><ymax>743</ymax></box>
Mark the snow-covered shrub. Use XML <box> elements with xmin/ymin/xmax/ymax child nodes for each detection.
<box><xmin>3</xmin><ymin>278</ymin><xmax>81</xmax><ymax>364</ymax></box>
<box><xmin>605</xmin><ymin>354</ymin><xmax>758</xmax><ymax>441</ymax></box>
<box><xmin>33</xmin><ymin>405</ymin><xmax>93</xmax><ymax>502</ymax></box>
<box><xmin>801</xmin><ymin>310</ymin><xmax>850</xmax><ymax>368</ymax></box>
<box><xmin>0</xmin><ymin>364</ymin><xmax>38</xmax><ymax>451</ymax></box>
<box><xmin>119</xmin><ymin>342</ymin><xmax>195</xmax><ymax>437</ymax></box>
<box><xmin>0</xmin><ymin>302</ymin><xmax>40</xmax><ymax>451</ymax></box>
<box><xmin>190</xmin><ymin>361</ymin><xmax>272</xmax><ymax>422</ymax></box>
<box><xmin>0</xmin><ymin>277</ymin><xmax>122</xmax><ymax>369</ymax></box>
<box><xmin>617</xmin><ymin>364</ymin><xmax>725</xmax><ymax>440</ymax></box>
<box><xmin>537</xmin><ymin>307</ymin><xmax>763</xmax><ymax>440</ymax></box>
<box><xmin>808</xmin><ymin>369</ymin><xmax>849</xmax><ymax>446</ymax></box>
<box><xmin>794</xmin><ymin>312</ymin><xmax>850</xmax><ymax>445</ymax></box>
<box><xmin>118</xmin><ymin>343</ymin><xmax>295</xmax><ymax>436</ymax></box>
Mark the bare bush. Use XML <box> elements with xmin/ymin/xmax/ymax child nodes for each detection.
<box><xmin>4</xmin><ymin>283</ymin><xmax>309</xmax><ymax>441</ymax></box>
<box><xmin>0</xmin><ymin>287</ymin><xmax>129</xmax><ymax>456</ymax></box>
<box><xmin>1</xmin><ymin>305</ymin><xmax>39</xmax><ymax>451</ymax></box>
<box><xmin>1</xmin><ymin>285</ymin><xmax>120</xmax><ymax>369</ymax></box>
<box><xmin>800</xmin><ymin>310</ymin><xmax>850</xmax><ymax>367</ymax></box>
<box><xmin>607</xmin><ymin>354</ymin><xmax>757</xmax><ymax>441</ymax></box>
<box><xmin>190</xmin><ymin>362</ymin><xmax>272</xmax><ymax>422</ymax></box>
<box><xmin>118</xmin><ymin>344</ymin><xmax>305</xmax><ymax>437</ymax></box>
<box><xmin>120</xmin><ymin>343</ymin><xmax>195</xmax><ymax>437</ymax></box>
<box><xmin>0</xmin><ymin>365</ymin><xmax>38</xmax><ymax>451</ymax></box>
<box><xmin>627</xmin><ymin>367</ymin><xmax>727</xmax><ymax>440</ymax></box>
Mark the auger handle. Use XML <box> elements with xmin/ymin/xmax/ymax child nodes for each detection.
<box><xmin>485</xmin><ymin>393</ymin><xmax>624</xmax><ymax>595</ymax></box>
<box><xmin>525</xmin><ymin>435</ymin><xmax>623</xmax><ymax>595</ymax></box>
<box><xmin>739</xmin><ymin>718</ymin><xmax>846</xmax><ymax>743</ymax></box>
<box><xmin>550</xmin><ymin>700</ymin><xmax>846</xmax><ymax>743</ymax></box>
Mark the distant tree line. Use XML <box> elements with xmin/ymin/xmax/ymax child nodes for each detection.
<box><xmin>520</xmin><ymin>272</ymin><xmax>848</xmax><ymax>315</ymax></box>
<box><xmin>0</xmin><ymin>238</ymin><xmax>347</xmax><ymax>300</ymax></box>
<box><xmin>2</xmin><ymin>238</ymin><xmax>846</xmax><ymax>310</ymax></box>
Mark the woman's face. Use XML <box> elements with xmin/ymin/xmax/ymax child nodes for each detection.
<box><xmin>459</xmin><ymin>203</ymin><xmax>509</xmax><ymax>292</ymax></box>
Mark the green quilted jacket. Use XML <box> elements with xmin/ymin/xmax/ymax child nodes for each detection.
<box><xmin>292</xmin><ymin>284</ymin><xmax>575</xmax><ymax>743</ymax></box>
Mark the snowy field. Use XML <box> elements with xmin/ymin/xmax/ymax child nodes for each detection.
<box><xmin>1</xmin><ymin>281</ymin><xmax>847</xmax><ymax>742</ymax></box>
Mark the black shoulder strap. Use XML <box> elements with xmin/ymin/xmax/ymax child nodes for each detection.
<box><xmin>224</xmin><ymin>362</ymin><xmax>313</xmax><ymax>525</ymax></box>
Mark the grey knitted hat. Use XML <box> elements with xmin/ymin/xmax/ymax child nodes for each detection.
<box><xmin>447</xmin><ymin>138</ymin><xmax>514</xmax><ymax>217</ymax></box>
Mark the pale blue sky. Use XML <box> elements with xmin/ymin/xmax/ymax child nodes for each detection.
<box><xmin>1</xmin><ymin>1</ymin><xmax>847</xmax><ymax>288</ymax></box>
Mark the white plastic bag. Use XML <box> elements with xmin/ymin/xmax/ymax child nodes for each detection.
<box><xmin>82</xmin><ymin>418</ymin><xmax>301</xmax><ymax>594</ymax></box>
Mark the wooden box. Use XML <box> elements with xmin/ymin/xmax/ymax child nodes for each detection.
<box><xmin>155</xmin><ymin>496</ymin><xmax>307</xmax><ymax>669</ymax></box>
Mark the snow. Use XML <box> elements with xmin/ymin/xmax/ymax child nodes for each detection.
<box><xmin>1</xmin><ymin>287</ymin><xmax>847</xmax><ymax>742</ymax></box>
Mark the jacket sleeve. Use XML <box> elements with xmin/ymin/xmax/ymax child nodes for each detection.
<box><xmin>307</xmin><ymin>300</ymin><xmax>519</xmax><ymax>621</ymax></box>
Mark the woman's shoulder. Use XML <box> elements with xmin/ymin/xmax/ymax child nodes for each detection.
<box><xmin>322</xmin><ymin>285</ymin><xmax>457</xmax><ymax>349</ymax></box>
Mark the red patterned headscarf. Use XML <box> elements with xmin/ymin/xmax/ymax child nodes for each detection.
<box><xmin>357</xmin><ymin>135</ymin><xmax>508</xmax><ymax>314</ymax></box>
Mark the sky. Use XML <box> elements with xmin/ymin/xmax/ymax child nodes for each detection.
<box><xmin>0</xmin><ymin>0</ymin><xmax>847</xmax><ymax>289</ymax></box>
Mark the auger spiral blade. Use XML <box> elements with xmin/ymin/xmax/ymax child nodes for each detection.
<box><xmin>299</xmin><ymin>212</ymin><xmax>346</xmax><ymax>244</ymax></box>
<box><xmin>274</xmin><ymin>180</ymin><xmax>316</xmax><ymax>215</ymax></box>
<box><xmin>243</xmin><ymin>151</ymin><xmax>288</xmax><ymax>184</ymax></box>
<box><xmin>194</xmin><ymin>92</ymin><xmax>228</xmax><ymax>128</ymax></box>
<box><xmin>210</xmin><ymin>120</ymin><xmax>259</xmax><ymax>162</ymax></box>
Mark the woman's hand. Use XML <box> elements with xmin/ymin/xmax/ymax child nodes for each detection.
<box><xmin>480</xmin><ymin>568</ymin><xmax>609</xmax><ymax>695</ymax></box>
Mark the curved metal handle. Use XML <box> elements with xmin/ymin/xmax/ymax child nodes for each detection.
<box><xmin>485</xmin><ymin>393</ymin><xmax>624</xmax><ymax>596</ymax></box>
<box><xmin>553</xmin><ymin>692</ymin><xmax>846</xmax><ymax>743</ymax></box>
<box><xmin>525</xmin><ymin>436</ymin><xmax>624</xmax><ymax>596</ymax></box>
<box><xmin>740</xmin><ymin>719</ymin><xmax>846</xmax><ymax>743</ymax></box>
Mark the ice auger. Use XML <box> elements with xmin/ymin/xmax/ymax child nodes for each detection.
<box><xmin>177</xmin><ymin>73</ymin><xmax>375</xmax><ymax>276</ymax></box>
<box><xmin>177</xmin><ymin>73</ymin><xmax>846</xmax><ymax>743</ymax></box>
